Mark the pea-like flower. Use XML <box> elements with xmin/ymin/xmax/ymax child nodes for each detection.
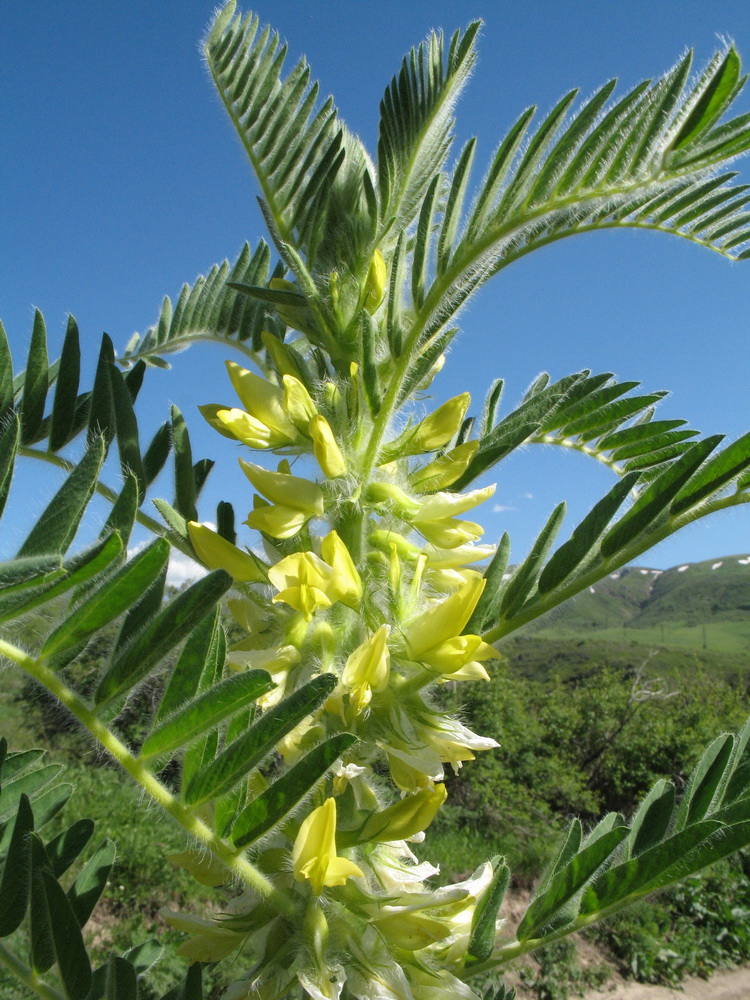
<box><xmin>309</xmin><ymin>414</ymin><xmax>347</xmax><ymax>478</ymax></box>
<box><xmin>321</xmin><ymin>531</ymin><xmax>362</xmax><ymax>608</ymax></box>
<box><xmin>292</xmin><ymin>798</ymin><xmax>364</xmax><ymax>895</ymax></box>
<box><xmin>187</xmin><ymin>522</ymin><xmax>265</xmax><ymax>582</ymax></box>
<box><xmin>404</xmin><ymin>577</ymin><xmax>499</xmax><ymax>674</ymax></box>
<box><xmin>268</xmin><ymin>551</ymin><xmax>338</xmax><ymax>620</ymax></box>
<box><xmin>241</xmin><ymin>459</ymin><xmax>324</xmax><ymax>539</ymax></box>
<box><xmin>342</xmin><ymin>625</ymin><xmax>391</xmax><ymax>714</ymax></box>
<box><xmin>199</xmin><ymin>362</ymin><xmax>301</xmax><ymax>449</ymax></box>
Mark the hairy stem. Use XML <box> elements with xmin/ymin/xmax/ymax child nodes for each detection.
<box><xmin>0</xmin><ymin>639</ymin><xmax>298</xmax><ymax>919</ymax></box>
<box><xmin>0</xmin><ymin>941</ymin><xmax>66</xmax><ymax>1000</ymax></box>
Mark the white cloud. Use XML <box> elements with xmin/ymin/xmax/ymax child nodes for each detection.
<box><xmin>167</xmin><ymin>551</ymin><xmax>208</xmax><ymax>587</ymax></box>
<box><xmin>492</xmin><ymin>503</ymin><xmax>516</xmax><ymax>513</ymax></box>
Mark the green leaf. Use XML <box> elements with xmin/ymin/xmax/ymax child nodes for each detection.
<box><xmin>467</xmin><ymin>859</ymin><xmax>510</xmax><ymax>964</ymax></box>
<box><xmin>216</xmin><ymin>500</ymin><xmax>236</xmax><ymax>543</ymax></box>
<box><xmin>160</xmin><ymin>963</ymin><xmax>203</xmax><ymax>1000</ymax></box>
<box><xmin>537</xmin><ymin>473</ymin><xmax>640</xmax><ymax>594</ymax></box>
<box><xmin>231</xmin><ymin>733</ymin><xmax>357</xmax><ymax>848</ymax></box>
<box><xmin>88</xmin><ymin>335</ymin><xmax>116</xmax><ymax>447</ymax></box>
<box><xmin>499</xmin><ymin>503</ymin><xmax>566</xmax><ymax>619</ymax></box>
<box><xmin>193</xmin><ymin>457</ymin><xmax>214</xmax><ymax>499</ymax></box>
<box><xmin>580</xmin><ymin>821</ymin><xmax>720</xmax><ymax>916</ymax></box>
<box><xmin>184</xmin><ymin>673</ymin><xmax>337</xmax><ymax>806</ymax></box>
<box><xmin>41</xmin><ymin>539</ymin><xmax>170</xmax><ymax>659</ymax></box>
<box><xmin>105</xmin><ymin>956</ymin><xmax>137</xmax><ymax>1000</ymax></box>
<box><xmin>95</xmin><ymin>569</ymin><xmax>232</xmax><ymax>706</ymax></box>
<box><xmin>675</xmin><ymin>733</ymin><xmax>734</xmax><ymax>830</ymax></box>
<box><xmin>156</xmin><ymin>609</ymin><xmax>223</xmax><ymax>723</ymax></box>
<box><xmin>16</xmin><ymin>437</ymin><xmax>106</xmax><ymax>557</ymax></box>
<box><xmin>671</xmin><ymin>430</ymin><xmax>750</xmax><ymax>515</ymax></box>
<box><xmin>152</xmin><ymin>498</ymin><xmax>190</xmax><ymax>543</ymax></box>
<box><xmin>44</xmin><ymin>820</ymin><xmax>95</xmax><ymax>879</ymax></box>
<box><xmin>437</xmin><ymin>138</ymin><xmax>476</xmax><ymax>274</ymax></box>
<box><xmin>30</xmin><ymin>833</ymin><xmax>55</xmax><ymax>973</ymax></box>
<box><xmin>49</xmin><ymin>316</ymin><xmax>81</xmax><ymax>451</ymax></box>
<box><xmin>626</xmin><ymin>780</ymin><xmax>675</xmax><ymax>859</ymax></box>
<box><xmin>23</xmin><ymin>783</ymin><xmax>72</xmax><ymax>834</ymax></box>
<box><xmin>41</xmin><ymin>869</ymin><xmax>92</xmax><ymax>999</ymax></box>
<box><xmin>0</xmin><ymin>411</ymin><xmax>19</xmax><ymax>517</ymax></box>
<box><xmin>0</xmin><ymin>554</ymin><xmax>62</xmax><ymax>595</ymax></box>
<box><xmin>0</xmin><ymin>765</ymin><xmax>63</xmax><ymax>824</ymax></box>
<box><xmin>110</xmin><ymin>365</ymin><xmax>146</xmax><ymax>503</ymax></box>
<box><xmin>20</xmin><ymin>309</ymin><xmax>49</xmax><ymax>445</ymax></box>
<box><xmin>466</xmin><ymin>531</ymin><xmax>510</xmax><ymax>633</ymax></box>
<box><xmin>600</xmin><ymin>436</ymin><xmax>722</xmax><ymax>558</ymax></box>
<box><xmin>672</xmin><ymin>47</ymin><xmax>741</xmax><ymax>150</ymax></box>
<box><xmin>67</xmin><ymin>839</ymin><xmax>116</xmax><ymax>928</ymax></box>
<box><xmin>171</xmin><ymin>405</ymin><xmax>197</xmax><ymax>522</ymax></box>
<box><xmin>0</xmin><ymin>321</ymin><xmax>12</xmax><ymax>417</ymax></box>
<box><xmin>361</xmin><ymin>311</ymin><xmax>382</xmax><ymax>416</ymax></box>
<box><xmin>517</xmin><ymin>827</ymin><xmax>628</xmax><ymax>941</ymax></box>
<box><xmin>142</xmin><ymin>422</ymin><xmax>172</xmax><ymax>487</ymax></box>
<box><xmin>140</xmin><ymin>670</ymin><xmax>275</xmax><ymax>761</ymax></box>
<box><xmin>102</xmin><ymin>474</ymin><xmax>139</xmax><ymax>547</ymax></box>
<box><xmin>411</xmin><ymin>174</ymin><xmax>441</xmax><ymax>309</ymax></box>
<box><xmin>2</xmin><ymin>749</ymin><xmax>45</xmax><ymax>783</ymax></box>
<box><xmin>0</xmin><ymin>533</ymin><xmax>123</xmax><ymax>625</ymax></box>
<box><xmin>0</xmin><ymin>793</ymin><xmax>33</xmax><ymax>936</ymax></box>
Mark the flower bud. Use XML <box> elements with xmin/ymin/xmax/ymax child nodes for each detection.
<box><xmin>309</xmin><ymin>415</ymin><xmax>347</xmax><ymax>478</ymax></box>
<box><xmin>342</xmin><ymin>625</ymin><xmax>391</xmax><ymax>714</ymax></box>
<box><xmin>411</xmin><ymin>393</ymin><xmax>471</xmax><ymax>452</ymax></box>
<box><xmin>187</xmin><ymin>522</ymin><xmax>265</xmax><ymax>583</ymax></box>
<box><xmin>363</xmin><ymin>249</ymin><xmax>387</xmax><ymax>313</ymax></box>
<box><xmin>321</xmin><ymin>530</ymin><xmax>362</xmax><ymax>608</ymax></box>
<box><xmin>357</xmin><ymin>783</ymin><xmax>447</xmax><ymax>844</ymax></box>
<box><xmin>411</xmin><ymin>441</ymin><xmax>479</xmax><ymax>491</ymax></box>
<box><xmin>292</xmin><ymin>798</ymin><xmax>364</xmax><ymax>895</ymax></box>
<box><xmin>282</xmin><ymin>374</ymin><xmax>318</xmax><ymax>431</ymax></box>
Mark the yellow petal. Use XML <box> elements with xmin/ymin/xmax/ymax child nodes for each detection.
<box><xmin>187</xmin><ymin>522</ymin><xmax>264</xmax><ymax>582</ymax></box>
<box><xmin>309</xmin><ymin>415</ymin><xmax>347</xmax><ymax>478</ymax></box>
<box><xmin>411</xmin><ymin>441</ymin><xmax>479</xmax><ymax>491</ymax></box>
<box><xmin>412</xmin><ymin>394</ymin><xmax>471</xmax><ymax>452</ymax></box>
<box><xmin>225</xmin><ymin>362</ymin><xmax>299</xmax><ymax>443</ymax></box>
<box><xmin>245</xmin><ymin>505</ymin><xmax>310</xmax><ymax>539</ymax></box>
<box><xmin>405</xmin><ymin>577</ymin><xmax>486</xmax><ymax>658</ymax></box>
<box><xmin>199</xmin><ymin>405</ymin><xmax>274</xmax><ymax>448</ymax></box>
<box><xmin>239</xmin><ymin>459</ymin><xmax>324</xmax><ymax>515</ymax></box>
<box><xmin>283</xmin><ymin>374</ymin><xmax>318</xmax><ymax>431</ymax></box>
<box><xmin>321</xmin><ymin>530</ymin><xmax>362</xmax><ymax>607</ymax></box>
<box><xmin>415</xmin><ymin>518</ymin><xmax>484</xmax><ymax>549</ymax></box>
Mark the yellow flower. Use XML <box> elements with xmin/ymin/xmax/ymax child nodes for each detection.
<box><xmin>321</xmin><ymin>530</ymin><xmax>362</xmax><ymax>608</ymax></box>
<box><xmin>198</xmin><ymin>404</ymin><xmax>278</xmax><ymax>449</ymax></box>
<box><xmin>268</xmin><ymin>551</ymin><xmax>337</xmax><ymax>620</ymax></box>
<box><xmin>357</xmin><ymin>783</ymin><xmax>446</xmax><ymax>844</ymax></box>
<box><xmin>282</xmin><ymin>374</ymin><xmax>318</xmax><ymax>431</ymax></box>
<box><xmin>404</xmin><ymin>577</ymin><xmax>499</xmax><ymax>674</ymax></box>
<box><xmin>309</xmin><ymin>415</ymin><xmax>347</xmax><ymax>477</ymax></box>
<box><xmin>241</xmin><ymin>459</ymin><xmax>324</xmax><ymax>539</ymax></box>
<box><xmin>199</xmin><ymin>362</ymin><xmax>301</xmax><ymax>449</ymax></box>
<box><xmin>411</xmin><ymin>441</ymin><xmax>479</xmax><ymax>491</ymax></box>
<box><xmin>410</xmin><ymin>485</ymin><xmax>495</xmax><ymax>549</ymax></box>
<box><xmin>292</xmin><ymin>798</ymin><xmax>364</xmax><ymax>895</ymax></box>
<box><xmin>411</xmin><ymin>394</ymin><xmax>471</xmax><ymax>452</ymax></box>
<box><xmin>363</xmin><ymin>249</ymin><xmax>387</xmax><ymax>313</ymax></box>
<box><xmin>187</xmin><ymin>522</ymin><xmax>265</xmax><ymax>582</ymax></box>
<box><xmin>342</xmin><ymin>625</ymin><xmax>391</xmax><ymax>714</ymax></box>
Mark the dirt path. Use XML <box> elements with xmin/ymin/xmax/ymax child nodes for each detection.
<box><xmin>584</xmin><ymin>964</ymin><xmax>750</xmax><ymax>999</ymax></box>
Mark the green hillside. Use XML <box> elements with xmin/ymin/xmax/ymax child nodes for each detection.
<box><xmin>508</xmin><ymin>554</ymin><xmax>750</xmax><ymax>680</ymax></box>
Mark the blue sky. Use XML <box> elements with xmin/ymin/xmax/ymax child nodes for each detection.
<box><xmin>2</xmin><ymin>1</ymin><xmax>749</xmax><ymax>573</ymax></box>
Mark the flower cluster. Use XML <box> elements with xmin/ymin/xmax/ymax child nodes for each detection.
<box><xmin>174</xmin><ymin>336</ymin><xmax>505</xmax><ymax>1000</ymax></box>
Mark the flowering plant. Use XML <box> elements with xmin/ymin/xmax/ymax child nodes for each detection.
<box><xmin>2</xmin><ymin>6</ymin><xmax>750</xmax><ymax>999</ymax></box>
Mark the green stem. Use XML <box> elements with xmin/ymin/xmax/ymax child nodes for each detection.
<box><xmin>482</xmin><ymin>490</ymin><xmax>750</xmax><ymax>644</ymax></box>
<box><xmin>0</xmin><ymin>639</ymin><xmax>298</xmax><ymax>920</ymax></box>
<box><xmin>18</xmin><ymin>448</ymin><xmax>194</xmax><ymax>558</ymax></box>
<box><xmin>0</xmin><ymin>940</ymin><xmax>65</xmax><ymax>1000</ymax></box>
